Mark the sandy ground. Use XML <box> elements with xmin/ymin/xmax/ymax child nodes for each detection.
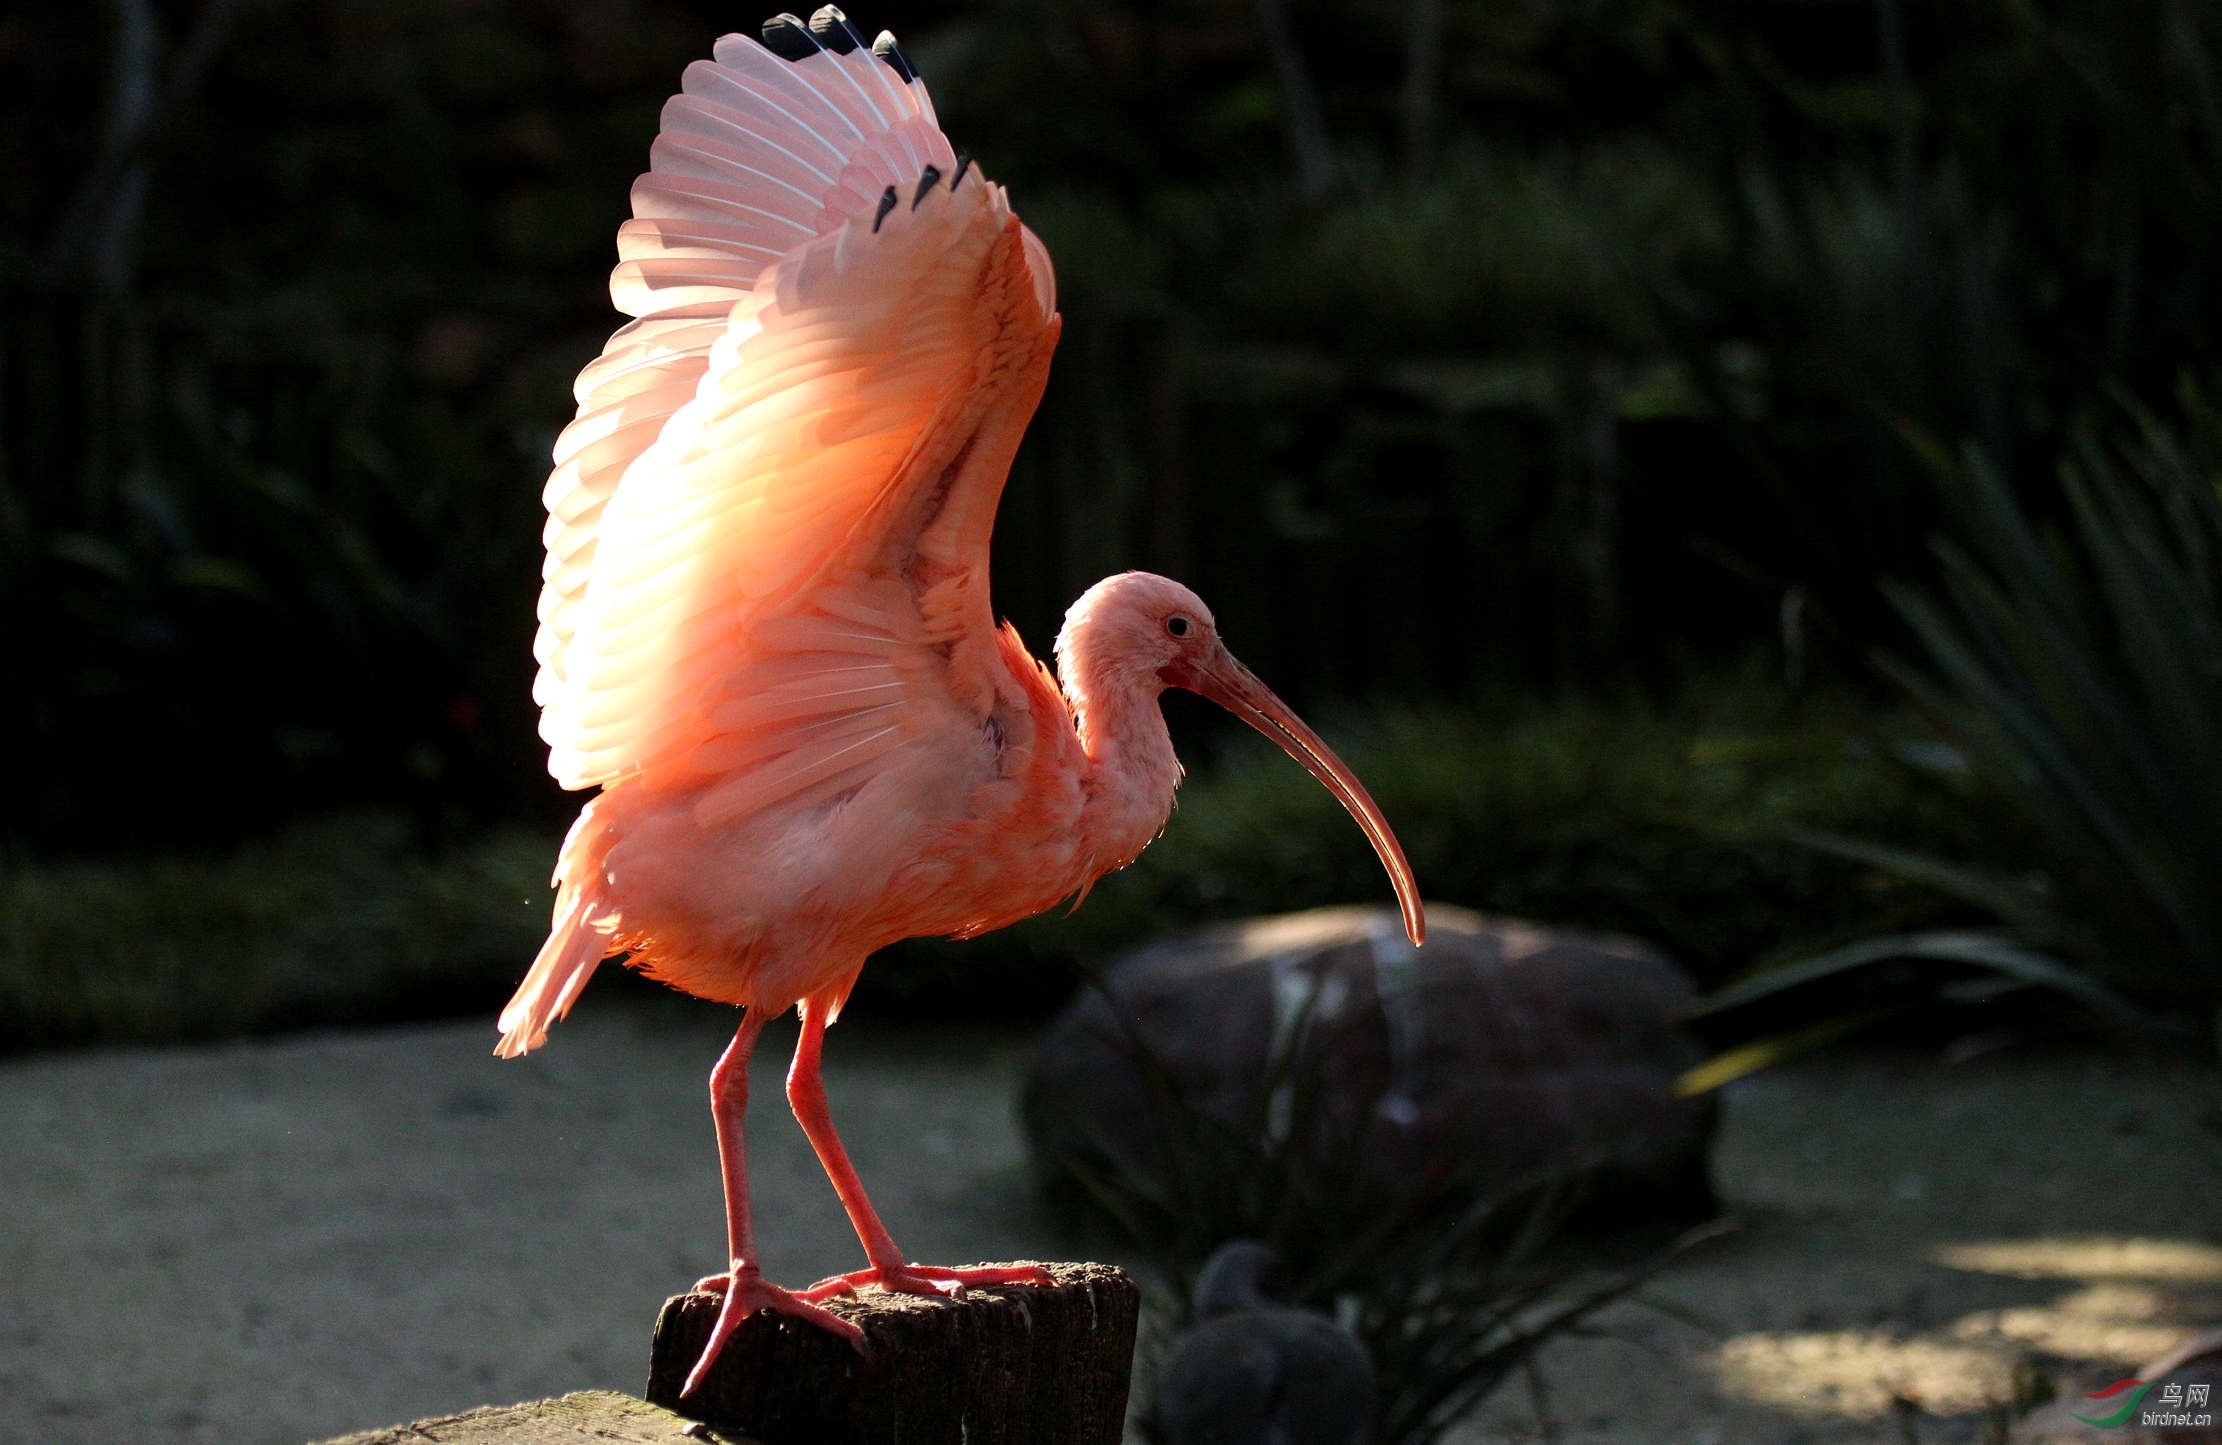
<box><xmin>1</xmin><ymin>994</ymin><xmax>2217</xmax><ymax>1445</ymax></box>
<box><xmin>1455</xmin><ymin>1046</ymin><xmax>2222</xmax><ymax>1445</ymax></box>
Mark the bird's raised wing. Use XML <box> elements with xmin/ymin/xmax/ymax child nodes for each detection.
<box><xmin>536</xmin><ymin>9</ymin><xmax>1061</xmax><ymax>802</ymax></box>
<box><xmin>536</xmin><ymin>8</ymin><xmax>958</xmax><ymax>736</ymax></box>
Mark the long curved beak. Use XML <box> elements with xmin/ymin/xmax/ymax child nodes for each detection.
<box><xmin>1167</xmin><ymin>645</ymin><xmax>1425</xmax><ymax>946</ymax></box>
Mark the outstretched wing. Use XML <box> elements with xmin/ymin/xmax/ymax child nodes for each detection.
<box><xmin>536</xmin><ymin>8</ymin><xmax>958</xmax><ymax>737</ymax></box>
<box><xmin>535</xmin><ymin>8</ymin><xmax>1061</xmax><ymax>802</ymax></box>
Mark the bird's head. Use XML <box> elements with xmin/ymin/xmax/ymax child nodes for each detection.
<box><xmin>1192</xmin><ymin>1239</ymin><xmax>1283</xmax><ymax>1318</ymax></box>
<box><xmin>1057</xmin><ymin>571</ymin><xmax>1222</xmax><ymax>690</ymax></box>
<box><xmin>1057</xmin><ymin>572</ymin><xmax>1424</xmax><ymax>946</ymax></box>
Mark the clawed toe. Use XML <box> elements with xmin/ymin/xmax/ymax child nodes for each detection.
<box><xmin>682</xmin><ymin>1265</ymin><xmax>866</xmax><ymax>1395</ymax></box>
<box><xmin>905</xmin><ymin>1262</ymin><xmax>1055</xmax><ymax>1292</ymax></box>
<box><xmin>810</xmin><ymin>1261</ymin><xmax>1055</xmax><ymax>1300</ymax></box>
<box><xmin>940</xmin><ymin>1263</ymin><xmax>1056</xmax><ymax>1288</ymax></box>
<box><xmin>799</xmin><ymin>1262</ymin><xmax>866</xmax><ymax>1298</ymax></box>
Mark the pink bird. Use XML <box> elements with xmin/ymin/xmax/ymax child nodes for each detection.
<box><xmin>495</xmin><ymin>6</ymin><xmax>1424</xmax><ymax>1393</ymax></box>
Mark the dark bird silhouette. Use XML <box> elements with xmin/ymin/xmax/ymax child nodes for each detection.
<box><xmin>1150</xmin><ymin>1241</ymin><xmax>1377</xmax><ymax>1445</ymax></box>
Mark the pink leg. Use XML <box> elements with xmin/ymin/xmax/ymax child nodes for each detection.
<box><xmin>683</xmin><ymin>1008</ymin><xmax>862</xmax><ymax>1396</ymax></box>
<box><xmin>785</xmin><ymin>995</ymin><xmax>1053</xmax><ymax>1301</ymax></box>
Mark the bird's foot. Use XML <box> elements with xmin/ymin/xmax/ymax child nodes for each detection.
<box><xmin>692</xmin><ymin>1268</ymin><xmax>854</xmax><ymax>1300</ymax></box>
<box><xmin>683</xmin><ymin>1263</ymin><xmax>865</xmax><ymax>1394</ymax></box>
<box><xmin>803</xmin><ymin>1260</ymin><xmax>1055</xmax><ymax>1301</ymax></box>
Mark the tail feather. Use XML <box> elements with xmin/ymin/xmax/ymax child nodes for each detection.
<box><xmin>496</xmin><ymin>800</ymin><xmax>619</xmax><ymax>1058</ymax></box>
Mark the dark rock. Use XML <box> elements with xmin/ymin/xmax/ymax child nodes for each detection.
<box><xmin>1023</xmin><ymin>904</ymin><xmax>1717</xmax><ymax>1227</ymax></box>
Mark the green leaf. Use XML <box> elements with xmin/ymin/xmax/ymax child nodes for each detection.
<box><xmin>1693</xmin><ymin>928</ymin><xmax>2147</xmax><ymax>1027</ymax></box>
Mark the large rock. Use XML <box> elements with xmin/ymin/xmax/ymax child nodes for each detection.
<box><xmin>1023</xmin><ymin>904</ymin><xmax>1716</xmax><ymax>1226</ymax></box>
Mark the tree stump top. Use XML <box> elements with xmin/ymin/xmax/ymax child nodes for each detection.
<box><xmin>312</xmin><ymin>1389</ymin><xmax>759</xmax><ymax>1444</ymax></box>
<box><xmin>647</xmin><ymin>1260</ymin><xmax>1140</xmax><ymax>1445</ymax></box>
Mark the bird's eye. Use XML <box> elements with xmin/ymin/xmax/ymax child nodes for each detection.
<box><xmin>1165</xmin><ymin>615</ymin><xmax>1192</xmax><ymax>638</ymax></box>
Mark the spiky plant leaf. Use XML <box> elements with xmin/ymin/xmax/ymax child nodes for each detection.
<box><xmin>1882</xmin><ymin>402</ymin><xmax>2222</xmax><ymax>1002</ymax></box>
<box><xmin>1707</xmin><ymin>391</ymin><xmax>2222</xmax><ymax>1035</ymax></box>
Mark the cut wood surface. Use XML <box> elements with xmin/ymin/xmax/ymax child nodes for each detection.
<box><xmin>646</xmin><ymin>1260</ymin><xmax>1140</xmax><ymax>1445</ymax></box>
<box><xmin>310</xmin><ymin>1390</ymin><xmax>760</xmax><ymax>1443</ymax></box>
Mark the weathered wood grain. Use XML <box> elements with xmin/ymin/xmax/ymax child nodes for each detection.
<box><xmin>645</xmin><ymin>1260</ymin><xmax>1139</xmax><ymax>1445</ymax></box>
<box><xmin>310</xmin><ymin>1389</ymin><xmax>760</xmax><ymax>1444</ymax></box>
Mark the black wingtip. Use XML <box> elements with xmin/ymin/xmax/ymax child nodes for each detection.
<box><xmin>808</xmin><ymin>5</ymin><xmax>865</xmax><ymax>54</ymax></box>
<box><xmin>873</xmin><ymin>185</ymin><xmax>899</xmax><ymax>232</ymax></box>
<box><xmin>871</xmin><ymin>31</ymin><xmax>919</xmax><ymax>83</ymax></box>
<box><xmin>951</xmin><ymin>154</ymin><xmax>974</xmax><ymax>190</ymax></box>
<box><xmin>912</xmin><ymin>166</ymin><xmax>943</xmax><ymax>208</ymax></box>
<box><xmin>761</xmin><ymin>12</ymin><xmax>816</xmax><ymax>61</ymax></box>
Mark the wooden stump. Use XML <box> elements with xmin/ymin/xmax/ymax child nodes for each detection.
<box><xmin>311</xmin><ymin>1389</ymin><xmax>758</xmax><ymax>1443</ymax></box>
<box><xmin>645</xmin><ymin>1261</ymin><xmax>1139</xmax><ymax>1445</ymax></box>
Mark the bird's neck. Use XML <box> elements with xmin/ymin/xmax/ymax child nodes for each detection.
<box><xmin>1057</xmin><ymin>645</ymin><xmax>1183</xmax><ymax>876</ymax></box>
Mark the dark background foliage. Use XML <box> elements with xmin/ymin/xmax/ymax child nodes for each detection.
<box><xmin>3</xmin><ymin>0</ymin><xmax>2216</xmax><ymax>1038</ymax></box>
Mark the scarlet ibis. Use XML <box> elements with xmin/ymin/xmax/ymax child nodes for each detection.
<box><xmin>495</xmin><ymin>6</ymin><xmax>1423</xmax><ymax>1392</ymax></box>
